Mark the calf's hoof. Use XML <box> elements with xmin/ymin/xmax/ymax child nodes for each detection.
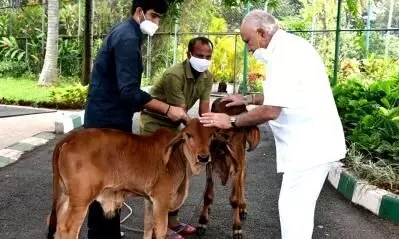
<box><xmin>232</xmin><ymin>224</ymin><xmax>242</xmax><ymax>239</ymax></box>
<box><xmin>196</xmin><ymin>225</ymin><xmax>207</xmax><ymax>236</ymax></box>
<box><xmin>232</xmin><ymin>233</ymin><xmax>244</xmax><ymax>239</ymax></box>
<box><xmin>239</xmin><ymin>210</ymin><xmax>247</xmax><ymax>220</ymax></box>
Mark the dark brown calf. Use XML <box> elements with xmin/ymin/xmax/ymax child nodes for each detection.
<box><xmin>47</xmin><ymin>119</ymin><xmax>216</xmax><ymax>239</ymax></box>
<box><xmin>197</xmin><ymin>98</ymin><xmax>261</xmax><ymax>239</ymax></box>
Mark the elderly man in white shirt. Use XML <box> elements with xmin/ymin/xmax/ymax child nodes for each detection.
<box><xmin>199</xmin><ymin>9</ymin><xmax>347</xmax><ymax>239</ymax></box>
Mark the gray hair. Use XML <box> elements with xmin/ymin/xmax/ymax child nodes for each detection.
<box><xmin>242</xmin><ymin>10</ymin><xmax>279</xmax><ymax>36</ymax></box>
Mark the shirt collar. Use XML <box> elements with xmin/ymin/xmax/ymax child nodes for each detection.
<box><xmin>264</xmin><ymin>29</ymin><xmax>285</xmax><ymax>61</ymax></box>
<box><xmin>128</xmin><ymin>17</ymin><xmax>143</xmax><ymax>39</ymax></box>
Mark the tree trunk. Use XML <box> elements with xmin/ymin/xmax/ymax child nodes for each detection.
<box><xmin>38</xmin><ymin>0</ymin><xmax>59</xmax><ymax>86</ymax></box>
<box><xmin>81</xmin><ymin>0</ymin><xmax>94</xmax><ymax>86</ymax></box>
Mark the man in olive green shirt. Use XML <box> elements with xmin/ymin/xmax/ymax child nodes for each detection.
<box><xmin>139</xmin><ymin>37</ymin><xmax>214</xmax><ymax>239</ymax></box>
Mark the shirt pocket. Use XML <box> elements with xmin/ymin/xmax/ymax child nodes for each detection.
<box><xmin>193</xmin><ymin>81</ymin><xmax>205</xmax><ymax>99</ymax></box>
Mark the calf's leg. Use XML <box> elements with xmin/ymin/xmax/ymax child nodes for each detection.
<box><xmin>56</xmin><ymin>203</ymin><xmax>88</xmax><ymax>239</ymax></box>
<box><xmin>144</xmin><ymin>199</ymin><xmax>155</xmax><ymax>239</ymax></box>
<box><xmin>238</xmin><ymin>163</ymin><xmax>248</xmax><ymax>220</ymax></box>
<box><xmin>197</xmin><ymin>163</ymin><xmax>215</xmax><ymax>236</ymax></box>
<box><xmin>230</xmin><ymin>170</ymin><xmax>243</xmax><ymax>239</ymax></box>
<box><xmin>152</xmin><ymin>198</ymin><xmax>169</xmax><ymax>239</ymax></box>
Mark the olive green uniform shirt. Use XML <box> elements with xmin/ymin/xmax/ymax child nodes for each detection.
<box><xmin>139</xmin><ymin>59</ymin><xmax>213</xmax><ymax>135</ymax></box>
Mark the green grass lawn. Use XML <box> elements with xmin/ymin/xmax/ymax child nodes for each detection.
<box><xmin>0</xmin><ymin>77</ymin><xmax>52</xmax><ymax>102</ymax></box>
<box><xmin>0</xmin><ymin>76</ymin><xmax>77</xmax><ymax>103</ymax></box>
<box><xmin>0</xmin><ymin>75</ymin><xmax>88</xmax><ymax>109</ymax></box>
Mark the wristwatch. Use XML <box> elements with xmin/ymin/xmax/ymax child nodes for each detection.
<box><xmin>230</xmin><ymin>116</ymin><xmax>238</xmax><ymax>128</ymax></box>
<box><xmin>244</xmin><ymin>96</ymin><xmax>249</xmax><ymax>106</ymax></box>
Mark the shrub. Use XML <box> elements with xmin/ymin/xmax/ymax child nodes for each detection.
<box><xmin>49</xmin><ymin>83</ymin><xmax>88</xmax><ymax>109</ymax></box>
<box><xmin>360</xmin><ymin>56</ymin><xmax>399</xmax><ymax>82</ymax></box>
<box><xmin>345</xmin><ymin>144</ymin><xmax>399</xmax><ymax>194</ymax></box>
<box><xmin>333</xmin><ymin>78</ymin><xmax>399</xmax><ymax>165</ymax></box>
<box><xmin>0</xmin><ymin>61</ymin><xmax>29</xmax><ymax>77</ymax></box>
<box><xmin>58</xmin><ymin>39</ymin><xmax>82</xmax><ymax>76</ymax></box>
<box><xmin>248</xmin><ymin>72</ymin><xmax>264</xmax><ymax>93</ymax></box>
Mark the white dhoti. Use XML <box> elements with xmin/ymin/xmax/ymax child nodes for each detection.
<box><xmin>278</xmin><ymin>162</ymin><xmax>338</xmax><ymax>239</ymax></box>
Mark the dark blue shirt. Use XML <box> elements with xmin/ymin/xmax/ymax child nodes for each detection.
<box><xmin>84</xmin><ymin>18</ymin><xmax>152</xmax><ymax>132</ymax></box>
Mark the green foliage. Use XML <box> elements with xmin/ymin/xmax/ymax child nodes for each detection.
<box><xmin>210</xmin><ymin>35</ymin><xmax>243</xmax><ymax>83</ymax></box>
<box><xmin>59</xmin><ymin>3</ymin><xmax>80</xmax><ymax>36</ymax></box>
<box><xmin>0</xmin><ymin>61</ymin><xmax>29</xmax><ymax>77</ymax></box>
<box><xmin>7</xmin><ymin>5</ymin><xmax>44</xmax><ymax>36</ymax></box>
<box><xmin>49</xmin><ymin>83</ymin><xmax>88</xmax><ymax>109</ymax></box>
<box><xmin>345</xmin><ymin>144</ymin><xmax>399</xmax><ymax>194</ymax></box>
<box><xmin>0</xmin><ymin>13</ymin><xmax>8</xmax><ymax>36</ymax></box>
<box><xmin>333</xmin><ymin>77</ymin><xmax>399</xmax><ymax>165</ymax></box>
<box><xmin>344</xmin><ymin>0</ymin><xmax>365</xmax><ymax>29</ymax></box>
<box><xmin>0</xmin><ymin>36</ymin><xmax>27</xmax><ymax>62</ymax></box>
<box><xmin>0</xmin><ymin>32</ymin><xmax>43</xmax><ymax>72</ymax></box>
<box><xmin>338</xmin><ymin>56</ymin><xmax>399</xmax><ymax>84</ymax></box>
<box><xmin>360</xmin><ymin>56</ymin><xmax>399</xmax><ymax>82</ymax></box>
<box><xmin>0</xmin><ymin>75</ymin><xmax>51</xmax><ymax>103</ymax></box>
<box><xmin>248</xmin><ymin>72</ymin><xmax>264</xmax><ymax>92</ymax></box>
<box><xmin>280</xmin><ymin>15</ymin><xmax>310</xmax><ymax>38</ymax></box>
<box><xmin>58</xmin><ymin>39</ymin><xmax>82</xmax><ymax>76</ymax></box>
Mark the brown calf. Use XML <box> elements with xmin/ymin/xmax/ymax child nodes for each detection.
<box><xmin>197</xmin><ymin>98</ymin><xmax>261</xmax><ymax>239</ymax></box>
<box><xmin>47</xmin><ymin>119</ymin><xmax>216</xmax><ymax>239</ymax></box>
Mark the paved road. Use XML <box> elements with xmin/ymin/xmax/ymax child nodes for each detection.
<box><xmin>1</xmin><ymin>121</ymin><xmax>398</xmax><ymax>239</ymax></box>
<box><xmin>0</xmin><ymin>104</ymin><xmax>77</xmax><ymax>149</ymax></box>
<box><xmin>0</xmin><ymin>105</ymin><xmax>56</xmax><ymax>118</ymax></box>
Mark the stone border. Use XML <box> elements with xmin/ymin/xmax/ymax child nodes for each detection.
<box><xmin>0</xmin><ymin>132</ymin><xmax>55</xmax><ymax>168</ymax></box>
<box><xmin>328</xmin><ymin>165</ymin><xmax>399</xmax><ymax>224</ymax></box>
<box><xmin>55</xmin><ymin>111</ymin><xmax>85</xmax><ymax>134</ymax></box>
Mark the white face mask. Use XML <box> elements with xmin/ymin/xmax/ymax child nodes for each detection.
<box><xmin>253</xmin><ymin>48</ymin><xmax>269</xmax><ymax>63</ymax></box>
<box><xmin>252</xmin><ymin>33</ymin><xmax>269</xmax><ymax>63</ymax></box>
<box><xmin>189</xmin><ymin>55</ymin><xmax>211</xmax><ymax>73</ymax></box>
<box><xmin>139</xmin><ymin>11</ymin><xmax>158</xmax><ymax>36</ymax></box>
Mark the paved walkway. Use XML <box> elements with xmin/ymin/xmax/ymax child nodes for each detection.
<box><xmin>0</xmin><ymin>104</ymin><xmax>78</xmax><ymax>149</ymax></box>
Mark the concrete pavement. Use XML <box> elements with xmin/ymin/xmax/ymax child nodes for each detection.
<box><xmin>0</xmin><ymin>104</ymin><xmax>78</xmax><ymax>149</ymax></box>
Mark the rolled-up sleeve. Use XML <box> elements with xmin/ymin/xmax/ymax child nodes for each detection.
<box><xmin>113</xmin><ymin>37</ymin><xmax>152</xmax><ymax>108</ymax></box>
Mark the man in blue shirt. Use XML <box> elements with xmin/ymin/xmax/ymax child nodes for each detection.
<box><xmin>84</xmin><ymin>1</ymin><xmax>189</xmax><ymax>238</ymax></box>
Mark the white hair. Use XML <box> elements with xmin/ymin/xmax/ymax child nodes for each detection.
<box><xmin>242</xmin><ymin>9</ymin><xmax>279</xmax><ymax>36</ymax></box>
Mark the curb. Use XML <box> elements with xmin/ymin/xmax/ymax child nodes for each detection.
<box><xmin>55</xmin><ymin>111</ymin><xmax>85</xmax><ymax>134</ymax></box>
<box><xmin>328</xmin><ymin>165</ymin><xmax>399</xmax><ymax>224</ymax></box>
<box><xmin>0</xmin><ymin>131</ymin><xmax>56</xmax><ymax>168</ymax></box>
<box><xmin>52</xmin><ymin>85</ymin><xmax>153</xmax><ymax>134</ymax></box>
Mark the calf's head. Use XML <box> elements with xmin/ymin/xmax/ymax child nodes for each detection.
<box><xmin>210</xmin><ymin>97</ymin><xmax>261</xmax><ymax>160</ymax></box>
<box><xmin>163</xmin><ymin>118</ymin><xmax>217</xmax><ymax>175</ymax></box>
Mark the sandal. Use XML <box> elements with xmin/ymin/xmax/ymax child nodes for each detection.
<box><xmin>169</xmin><ymin>222</ymin><xmax>197</xmax><ymax>235</ymax></box>
<box><xmin>167</xmin><ymin>228</ymin><xmax>184</xmax><ymax>239</ymax></box>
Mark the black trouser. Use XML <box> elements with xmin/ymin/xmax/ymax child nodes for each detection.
<box><xmin>87</xmin><ymin>203</ymin><xmax>178</xmax><ymax>239</ymax></box>
<box><xmin>87</xmin><ymin>201</ymin><xmax>121</xmax><ymax>239</ymax></box>
<box><xmin>169</xmin><ymin>209</ymin><xmax>179</xmax><ymax>217</ymax></box>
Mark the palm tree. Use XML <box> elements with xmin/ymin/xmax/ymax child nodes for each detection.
<box><xmin>38</xmin><ymin>0</ymin><xmax>59</xmax><ymax>86</ymax></box>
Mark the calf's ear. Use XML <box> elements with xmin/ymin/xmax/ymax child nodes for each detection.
<box><xmin>246</xmin><ymin>126</ymin><xmax>261</xmax><ymax>152</ymax></box>
<box><xmin>163</xmin><ymin>133</ymin><xmax>184</xmax><ymax>165</ymax></box>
